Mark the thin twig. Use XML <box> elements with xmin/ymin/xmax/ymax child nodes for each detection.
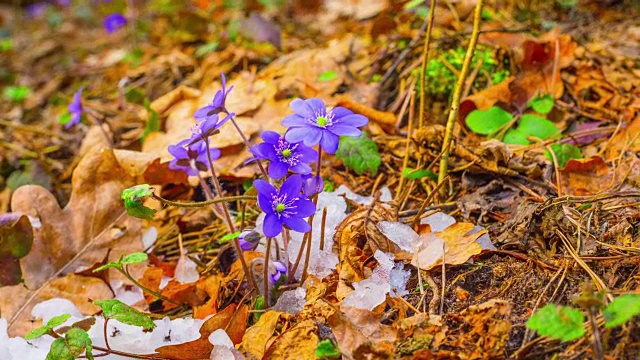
<box><xmin>437</xmin><ymin>0</ymin><xmax>485</xmax><ymax>194</ymax></box>
<box><xmin>418</xmin><ymin>0</ymin><xmax>437</xmax><ymax>128</ymax></box>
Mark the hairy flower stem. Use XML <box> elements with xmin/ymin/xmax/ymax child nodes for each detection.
<box><xmin>151</xmin><ymin>194</ymin><xmax>256</xmax><ymax>208</ymax></box>
<box><xmin>228</xmin><ymin>115</ymin><xmax>269</xmax><ymax>179</ymax></box>
<box><xmin>197</xmin><ymin>174</ymin><xmax>225</xmax><ymax>220</ymax></box>
<box><xmin>437</xmin><ymin>0</ymin><xmax>484</xmax><ymax>196</ymax></box>
<box><xmin>203</xmin><ymin>138</ymin><xmax>256</xmax><ymax>291</ymax></box>
<box><xmin>264</xmin><ymin>237</ymin><xmax>272</xmax><ymax>306</ymax></box>
<box><xmin>86</xmin><ymin>111</ymin><xmax>114</xmax><ymax>149</ymax></box>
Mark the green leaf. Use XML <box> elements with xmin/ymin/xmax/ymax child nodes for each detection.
<box><xmin>123</xmin><ymin>252</ymin><xmax>149</xmax><ymax>265</ymax></box>
<box><xmin>528</xmin><ymin>94</ymin><xmax>555</xmax><ymax>114</ymax></box>
<box><xmin>65</xmin><ymin>328</ymin><xmax>93</xmax><ymax>360</ymax></box>
<box><xmin>403</xmin><ymin>0</ymin><xmax>425</xmax><ymax>9</ymax></box>
<box><xmin>503</xmin><ymin>114</ymin><xmax>559</xmax><ymax>145</ymax></box>
<box><xmin>121</xmin><ymin>184</ymin><xmax>157</xmax><ymax>220</ymax></box>
<box><xmin>219</xmin><ymin>232</ymin><xmax>240</xmax><ymax>244</ymax></box>
<box><xmin>335</xmin><ymin>133</ymin><xmax>381</xmax><ymax>176</ymax></box>
<box><xmin>58</xmin><ymin>113</ymin><xmax>73</xmax><ymax>127</ymax></box>
<box><xmin>323</xmin><ymin>179</ymin><xmax>335</xmax><ymax>193</ymax></box>
<box><xmin>545</xmin><ymin>143</ymin><xmax>582</xmax><ymax>168</ymax></box>
<box><xmin>465</xmin><ymin>106</ymin><xmax>513</xmax><ymax>135</ymax></box>
<box><xmin>3</xmin><ymin>86</ymin><xmax>31</xmax><ymax>103</ymax></box>
<box><xmin>25</xmin><ymin>314</ymin><xmax>71</xmax><ymax>340</ymax></box>
<box><xmin>315</xmin><ymin>339</ymin><xmax>341</xmax><ymax>359</ymax></box>
<box><xmin>46</xmin><ymin>338</ymin><xmax>75</xmax><ymax>360</ymax></box>
<box><xmin>195</xmin><ymin>41</ymin><xmax>219</xmax><ymax>58</ymax></box>
<box><xmin>252</xmin><ymin>295</ymin><xmax>265</xmax><ymax>322</ymax></box>
<box><xmin>141</xmin><ymin>99</ymin><xmax>160</xmax><ymax>144</ymax></box>
<box><xmin>94</xmin><ymin>299</ymin><xmax>156</xmax><ymax>330</ymax></box>
<box><xmin>603</xmin><ymin>294</ymin><xmax>640</xmax><ymax>328</ymax></box>
<box><xmin>402</xmin><ymin>167</ymin><xmax>437</xmax><ymax>180</ymax></box>
<box><xmin>526</xmin><ymin>304</ymin><xmax>585</xmax><ymax>342</ymax></box>
<box><xmin>0</xmin><ymin>38</ymin><xmax>12</xmax><ymax>52</ymax></box>
<box><xmin>317</xmin><ymin>70</ymin><xmax>338</xmax><ymax>82</ymax></box>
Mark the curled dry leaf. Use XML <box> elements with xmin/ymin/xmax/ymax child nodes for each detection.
<box><xmin>328</xmin><ymin>306</ymin><xmax>396</xmax><ymax>359</ymax></box>
<box><xmin>240</xmin><ymin>310</ymin><xmax>291</xmax><ymax>359</ymax></box>
<box><xmin>0</xmin><ymin>213</ymin><xmax>33</xmax><ymax>286</ymax></box>
<box><xmin>154</xmin><ymin>303</ymin><xmax>248</xmax><ymax>360</ymax></box>
<box><xmin>0</xmin><ymin>149</ymin><xmax>156</xmax><ymax>336</ymax></box>
<box><xmin>333</xmin><ymin>202</ymin><xmax>396</xmax><ymax>300</ymax></box>
<box><xmin>263</xmin><ymin>319</ymin><xmax>320</xmax><ymax>359</ymax></box>
<box><xmin>377</xmin><ymin>221</ymin><xmax>486</xmax><ymax>270</ymax></box>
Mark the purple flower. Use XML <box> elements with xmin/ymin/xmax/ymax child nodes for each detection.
<box><xmin>269</xmin><ymin>260</ymin><xmax>287</xmax><ymax>284</ymax></box>
<box><xmin>302</xmin><ymin>174</ymin><xmax>324</xmax><ymax>197</ymax></box>
<box><xmin>282</xmin><ymin>98</ymin><xmax>368</xmax><ymax>154</ymax></box>
<box><xmin>104</xmin><ymin>13</ymin><xmax>127</xmax><ymax>34</ymax></box>
<box><xmin>178</xmin><ymin>113</ymin><xmax>234</xmax><ymax>147</ymax></box>
<box><xmin>194</xmin><ymin>74</ymin><xmax>234</xmax><ymax>120</ymax></box>
<box><xmin>66</xmin><ymin>88</ymin><xmax>83</xmax><ymax>129</ymax></box>
<box><xmin>168</xmin><ymin>142</ymin><xmax>220</xmax><ymax>176</ymax></box>
<box><xmin>238</xmin><ymin>229</ymin><xmax>261</xmax><ymax>251</ymax></box>
<box><xmin>26</xmin><ymin>3</ymin><xmax>48</xmax><ymax>18</ymax></box>
<box><xmin>255</xmin><ymin>175</ymin><xmax>315</xmax><ymax>238</ymax></box>
<box><xmin>249</xmin><ymin>131</ymin><xmax>318</xmax><ymax>179</ymax></box>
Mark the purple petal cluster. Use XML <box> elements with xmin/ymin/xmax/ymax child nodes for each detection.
<box><xmin>168</xmin><ymin>142</ymin><xmax>220</xmax><ymax>176</ymax></box>
<box><xmin>269</xmin><ymin>261</ymin><xmax>287</xmax><ymax>284</ymax></box>
<box><xmin>238</xmin><ymin>229</ymin><xmax>261</xmax><ymax>251</ymax></box>
<box><xmin>66</xmin><ymin>88</ymin><xmax>83</xmax><ymax>129</ymax></box>
<box><xmin>104</xmin><ymin>13</ymin><xmax>127</xmax><ymax>34</ymax></box>
<box><xmin>194</xmin><ymin>74</ymin><xmax>234</xmax><ymax>120</ymax></box>
<box><xmin>249</xmin><ymin>131</ymin><xmax>317</xmax><ymax>180</ymax></box>
<box><xmin>255</xmin><ymin>175</ymin><xmax>315</xmax><ymax>238</ymax></box>
<box><xmin>282</xmin><ymin>98</ymin><xmax>368</xmax><ymax>154</ymax></box>
<box><xmin>178</xmin><ymin>113</ymin><xmax>234</xmax><ymax>147</ymax></box>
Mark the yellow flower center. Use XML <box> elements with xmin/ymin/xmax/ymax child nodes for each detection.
<box><xmin>316</xmin><ymin>116</ymin><xmax>328</xmax><ymax>127</ymax></box>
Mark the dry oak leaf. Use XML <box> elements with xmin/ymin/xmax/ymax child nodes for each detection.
<box><xmin>240</xmin><ymin>310</ymin><xmax>291</xmax><ymax>360</ymax></box>
<box><xmin>559</xmin><ymin>156</ymin><xmax>615</xmax><ymax>196</ymax></box>
<box><xmin>333</xmin><ymin>202</ymin><xmax>396</xmax><ymax>301</ymax></box>
<box><xmin>263</xmin><ymin>319</ymin><xmax>320</xmax><ymax>359</ymax></box>
<box><xmin>328</xmin><ymin>306</ymin><xmax>396</xmax><ymax>359</ymax></box>
<box><xmin>154</xmin><ymin>303</ymin><xmax>248</xmax><ymax>360</ymax></box>
<box><xmin>0</xmin><ymin>148</ymin><xmax>155</xmax><ymax>336</ymax></box>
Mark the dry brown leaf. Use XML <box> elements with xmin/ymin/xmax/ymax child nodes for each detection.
<box><xmin>559</xmin><ymin>156</ymin><xmax>615</xmax><ymax>196</ymax></box>
<box><xmin>333</xmin><ymin>202</ymin><xmax>396</xmax><ymax>301</ymax></box>
<box><xmin>607</xmin><ymin>115</ymin><xmax>640</xmax><ymax>160</ymax></box>
<box><xmin>154</xmin><ymin>303</ymin><xmax>248</xmax><ymax>360</ymax></box>
<box><xmin>240</xmin><ymin>310</ymin><xmax>290</xmax><ymax>359</ymax></box>
<box><xmin>263</xmin><ymin>319</ymin><xmax>320</xmax><ymax>359</ymax></box>
<box><xmin>328</xmin><ymin>306</ymin><xmax>396</xmax><ymax>359</ymax></box>
<box><xmin>0</xmin><ymin>149</ymin><xmax>155</xmax><ymax>336</ymax></box>
<box><xmin>413</xmin><ymin>223</ymin><xmax>485</xmax><ymax>270</ymax></box>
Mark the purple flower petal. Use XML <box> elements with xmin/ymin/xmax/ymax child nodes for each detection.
<box><xmin>258</xmin><ymin>195</ymin><xmax>274</xmax><ymax>214</ymax></box>
<box><xmin>104</xmin><ymin>13</ymin><xmax>127</xmax><ymax>34</ymax></box>
<box><xmin>290</xmin><ymin>98</ymin><xmax>311</xmax><ymax>117</ymax></box>
<box><xmin>292</xmin><ymin>199</ymin><xmax>315</xmax><ymax>217</ymax></box>
<box><xmin>261</xmin><ymin>130</ymin><xmax>281</xmax><ymax>144</ymax></box>
<box><xmin>305</xmin><ymin>98</ymin><xmax>326</xmax><ymax>114</ymax></box>
<box><xmin>283</xmin><ymin>216</ymin><xmax>311</xmax><ymax>233</ymax></box>
<box><xmin>263</xmin><ymin>213</ymin><xmax>282</xmax><ymax>238</ymax></box>
<box><xmin>284</xmin><ymin>127</ymin><xmax>311</xmax><ymax>144</ymax></box>
<box><xmin>268</xmin><ymin>161</ymin><xmax>289</xmax><ymax>179</ymax></box>
<box><xmin>194</xmin><ymin>105</ymin><xmax>217</xmax><ymax>119</ymax></box>
<box><xmin>289</xmin><ymin>162</ymin><xmax>312</xmax><ymax>174</ymax></box>
<box><xmin>330</xmin><ymin>107</ymin><xmax>354</xmax><ymax>118</ymax></box>
<box><xmin>280</xmin><ymin>175</ymin><xmax>303</xmax><ymax>200</ymax></box>
<box><xmin>329</xmin><ymin>124</ymin><xmax>362</xmax><ymax>137</ymax></box>
<box><xmin>320</xmin><ymin>132</ymin><xmax>340</xmax><ymax>154</ymax></box>
<box><xmin>335</xmin><ymin>114</ymin><xmax>368</xmax><ymax>127</ymax></box>
<box><xmin>273</xmin><ymin>260</ymin><xmax>287</xmax><ymax>273</ymax></box>
<box><xmin>281</xmin><ymin>114</ymin><xmax>307</xmax><ymax>128</ymax></box>
<box><xmin>254</xmin><ymin>179</ymin><xmax>277</xmax><ymax>199</ymax></box>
